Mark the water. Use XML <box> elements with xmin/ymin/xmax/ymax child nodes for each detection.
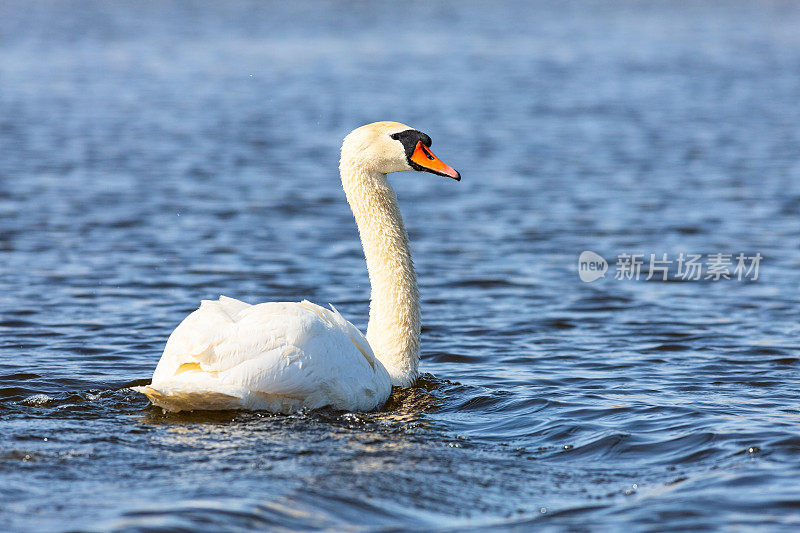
<box><xmin>2</xmin><ymin>1</ymin><xmax>799</xmax><ymax>530</ymax></box>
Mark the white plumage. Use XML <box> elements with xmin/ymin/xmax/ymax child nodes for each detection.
<box><xmin>135</xmin><ymin>297</ymin><xmax>390</xmax><ymax>412</ymax></box>
<box><xmin>134</xmin><ymin>121</ymin><xmax>459</xmax><ymax>412</ymax></box>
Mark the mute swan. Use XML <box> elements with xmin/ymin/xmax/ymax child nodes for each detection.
<box><xmin>134</xmin><ymin>121</ymin><xmax>460</xmax><ymax>412</ymax></box>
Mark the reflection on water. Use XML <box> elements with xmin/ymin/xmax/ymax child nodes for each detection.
<box><xmin>2</xmin><ymin>0</ymin><xmax>800</xmax><ymax>530</ymax></box>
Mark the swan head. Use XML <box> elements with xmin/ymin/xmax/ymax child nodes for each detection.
<box><xmin>341</xmin><ymin>121</ymin><xmax>460</xmax><ymax>181</ymax></box>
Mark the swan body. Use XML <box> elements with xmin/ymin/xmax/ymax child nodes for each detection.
<box><xmin>134</xmin><ymin>122</ymin><xmax>460</xmax><ymax>412</ymax></box>
<box><xmin>135</xmin><ymin>297</ymin><xmax>391</xmax><ymax>412</ymax></box>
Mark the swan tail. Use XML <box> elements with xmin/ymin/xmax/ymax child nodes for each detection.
<box><xmin>132</xmin><ymin>385</ymin><xmax>242</xmax><ymax>412</ymax></box>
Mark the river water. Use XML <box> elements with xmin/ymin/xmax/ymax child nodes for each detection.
<box><xmin>1</xmin><ymin>1</ymin><xmax>799</xmax><ymax>530</ymax></box>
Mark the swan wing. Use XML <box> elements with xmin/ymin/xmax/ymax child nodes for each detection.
<box><xmin>216</xmin><ymin>295</ymin><xmax>252</xmax><ymax>318</ymax></box>
<box><xmin>137</xmin><ymin>297</ymin><xmax>390</xmax><ymax>412</ymax></box>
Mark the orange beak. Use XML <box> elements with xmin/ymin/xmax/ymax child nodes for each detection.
<box><xmin>410</xmin><ymin>141</ymin><xmax>461</xmax><ymax>181</ymax></box>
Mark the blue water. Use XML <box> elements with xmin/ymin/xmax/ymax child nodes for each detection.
<box><xmin>2</xmin><ymin>1</ymin><xmax>800</xmax><ymax>530</ymax></box>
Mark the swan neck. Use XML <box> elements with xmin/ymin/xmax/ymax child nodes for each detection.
<box><xmin>339</xmin><ymin>162</ymin><xmax>420</xmax><ymax>386</ymax></box>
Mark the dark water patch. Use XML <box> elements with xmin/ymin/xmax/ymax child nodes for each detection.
<box><xmin>0</xmin><ymin>319</ymin><xmax>37</xmax><ymax>328</ymax></box>
<box><xmin>1</xmin><ymin>372</ymin><xmax>41</xmax><ymax>381</ymax></box>
<box><xmin>425</xmin><ymin>351</ymin><xmax>477</xmax><ymax>364</ymax></box>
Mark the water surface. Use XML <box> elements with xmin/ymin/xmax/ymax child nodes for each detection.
<box><xmin>1</xmin><ymin>1</ymin><xmax>800</xmax><ymax>530</ymax></box>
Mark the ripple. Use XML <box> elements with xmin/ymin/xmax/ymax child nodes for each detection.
<box><xmin>19</xmin><ymin>394</ymin><xmax>53</xmax><ymax>406</ymax></box>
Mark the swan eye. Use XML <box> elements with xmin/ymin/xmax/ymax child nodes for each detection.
<box><xmin>390</xmin><ymin>129</ymin><xmax>432</xmax><ymax>159</ymax></box>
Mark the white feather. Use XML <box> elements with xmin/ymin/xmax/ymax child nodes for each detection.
<box><xmin>134</xmin><ymin>297</ymin><xmax>391</xmax><ymax>412</ymax></box>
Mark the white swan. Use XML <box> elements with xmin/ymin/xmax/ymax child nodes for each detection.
<box><xmin>134</xmin><ymin>122</ymin><xmax>460</xmax><ymax>412</ymax></box>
